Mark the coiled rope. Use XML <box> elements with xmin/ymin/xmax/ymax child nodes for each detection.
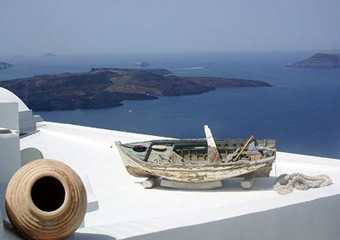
<box><xmin>273</xmin><ymin>173</ymin><xmax>332</xmax><ymax>195</ymax></box>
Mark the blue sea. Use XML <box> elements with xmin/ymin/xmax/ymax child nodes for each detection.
<box><xmin>1</xmin><ymin>51</ymin><xmax>340</xmax><ymax>159</ymax></box>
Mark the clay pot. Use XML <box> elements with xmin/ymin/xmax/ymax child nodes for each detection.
<box><xmin>5</xmin><ymin>159</ymin><xmax>87</xmax><ymax>240</ymax></box>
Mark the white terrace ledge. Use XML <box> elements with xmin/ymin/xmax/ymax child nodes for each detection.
<box><xmin>7</xmin><ymin>121</ymin><xmax>339</xmax><ymax>240</ymax></box>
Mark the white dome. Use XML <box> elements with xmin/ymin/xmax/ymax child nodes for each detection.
<box><xmin>0</xmin><ymin>87</ymin><xmax>29</xmax><ymax>111</ymax></box>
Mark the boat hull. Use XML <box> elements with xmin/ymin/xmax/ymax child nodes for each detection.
<box><xmin>116</xmin><ymin>141</ymin><xmax>275</xmax><ymax>183</ymax></box>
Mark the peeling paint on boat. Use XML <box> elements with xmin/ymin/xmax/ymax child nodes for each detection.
<box><xmin>115</xmin><ymin>138</ymin><xmax>276</xmax><ymax>183</ymax></box>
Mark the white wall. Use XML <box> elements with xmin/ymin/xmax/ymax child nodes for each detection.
<box><xmin>19</xmin><ymin>110</ymin><xmax>37</xmax><ymax>134</ymax></box>
<box><xmin>0</xmin><ymin>129</ymin><xmax>20</xmax><ymax>184</ymax></box>
<box><xmin>0</xmin><ymin>102</ymin><xmax>19</xmax><ymax>131</ymax></box>
<box><xmin>0</xmin><ymin>89</ymin><xmax>38</xmax><ymax>134</ymax></box>
<box><xmin>128</xmin><ymin>194</ymin><xmax>340</xmax><ymax>240</ymax></box>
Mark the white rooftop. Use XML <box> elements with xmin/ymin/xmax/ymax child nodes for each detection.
<box><xmin>1</xmin><ymin>121</ymin><xmax>336</xmax><ymax>240</ymax></box>
<box><xmin>0</xmin><ymin>88</ymin><xmax>29</xmax><ymax>112</ymax></box>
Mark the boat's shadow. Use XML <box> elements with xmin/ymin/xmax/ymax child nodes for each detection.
<box><xmin>137</xmin><ymin>177</ymin><xmax>277</xmax><ymax>192</ymax></box>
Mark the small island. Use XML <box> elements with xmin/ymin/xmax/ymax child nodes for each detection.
<box><xmin>0</xmin><ymin>68</ymin><xmax>271</xmax><ymax>111</ymax></box>
<box><xmin>44</xmin><ymin>53</ymin><xmax>58</xmax><ymax>58</ymax></box>
<box><xmin>0</xmin><ymin>62</ymin><xmax>13</xmax><ymax>70</ymax></box>
<box><xmin>135</xmin><ymin>61</ymin><xmax>150</xmax><ymax>67</ymax></box>
<box><xmin>287</xmin><ymin>53</ymin><xmax>340</xmax><ymax>68</ymax></box>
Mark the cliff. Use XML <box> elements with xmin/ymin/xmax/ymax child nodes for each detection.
<box><xmin>0</xmin><ymin>62</ymin><xmax>14</xmax><ymax>70</ymax></box>
<box><xmin>0</xmin><ymin>68</ymin><xmax>271</xmax><ymax>111</ymax></box>
<box><xmin>287</xmin><ymin>53</ymin><xmax>340</xmax><ymax>68</ymax></box>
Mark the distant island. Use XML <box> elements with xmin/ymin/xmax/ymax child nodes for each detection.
<box><xmin>0</xmin><ymin>62</ymin><xmax>13</xmax><ymax>70</ymax></box>
<box><xmin>0</xmin><ymin>68</ymin><xmax>271</xmax><ymax>111</ymax></box>
<box><xmin>44</xmin><ymin>53</ymin><xmax>58</xmax><ymax>57</ymax></box>
<box><xmin>287</xmin><ymin>53</ymin><xmax>340</xmax><ymax>68</ymax></box>
<box><xmin>135</xmin><ymin>61</ymin><xmax>150</xmax><ymax>67</ymax></box>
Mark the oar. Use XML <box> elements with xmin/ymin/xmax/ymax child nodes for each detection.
<box><xmin>204</xmin><ymin>125</ymin><xmax>221</xmax><ymax>163</ymax></box>
<box><xmin>233</xmin><ymin>135</ymin><xmax>255</xmax><ymax>161</ymax></box>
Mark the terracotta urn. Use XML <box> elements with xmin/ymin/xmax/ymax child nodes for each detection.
<box><xmin>5</xmin><ymin>159</ymin><xmax>87</xmax><ymax>240</ymax></box>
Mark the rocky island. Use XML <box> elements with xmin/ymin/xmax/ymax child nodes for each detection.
<box><xmin>0</xmin><ymin>68</ymin><xmax>271</xmax><ymax>111</ymax></box>
<box><xmin>287</xmin><ymin>53</ymin><xmax>340</xmax><ymax>68</ymax></box>
<box><xmin>44</xmin><ymin>53</ymin><xmax>58</xmax><ymax>57</ymax></box>
<box><xmin>0</xmin><ymin>62</ymin><xmax>13</xmax><ymax>70</ymax></box>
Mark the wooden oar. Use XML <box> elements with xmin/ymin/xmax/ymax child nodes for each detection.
<box><xmin>204</xmin><ymin>125</ymin><xmax>222</xmax><ymax>163</ymax></box>
<box><xmin>233</xmin><ymin>135</ymin><xmax>255</xmax><ymax>161</ymax></box>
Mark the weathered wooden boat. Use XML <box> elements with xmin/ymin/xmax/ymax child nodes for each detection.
<box><xmin>115</xmin><ymin>126</ymin><xmax>276</xmax><ymax>183</ymax></box>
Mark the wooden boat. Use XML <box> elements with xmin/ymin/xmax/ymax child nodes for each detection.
<box><xmin>115</xmin><ymin>126</ymin><xmax>276</xmax><ymax>183</ymax></box>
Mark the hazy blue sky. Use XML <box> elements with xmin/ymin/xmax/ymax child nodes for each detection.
<box><xmin>0</xmin><ymin>0</ymin><xmax>339</xmax><ymax>55</ymax></box>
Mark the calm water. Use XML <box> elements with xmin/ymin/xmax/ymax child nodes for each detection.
<box><xmin>1</xmin><ymin>51</ymin><xmax>340</xmax><ymax>158</ymax></box>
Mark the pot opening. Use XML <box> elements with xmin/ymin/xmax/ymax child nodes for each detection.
<box><xmin>31</xmin><ymin>176</ymin><xmax>65</xmax><ymax>212</ymax></box>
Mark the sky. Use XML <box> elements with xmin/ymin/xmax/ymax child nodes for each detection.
<box><xmin>0</xmin><ymin>0</ymin><xmax>339</xmax><ymax>55</ymax></box>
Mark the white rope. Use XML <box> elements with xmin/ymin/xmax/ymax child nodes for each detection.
<box><xmin>273</xmin><ymin>173</ymin><xmax>332</xmax><ymax>195</ymax></box>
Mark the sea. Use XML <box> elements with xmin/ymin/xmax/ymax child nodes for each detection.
<box><xmin>1</xmin><ymin>51</ymin><xmax>340</xmax><ymax>159</ymax></box>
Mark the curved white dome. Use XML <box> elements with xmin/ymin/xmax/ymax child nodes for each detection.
<box><xmin>0</xmin><ymin>87</ymin><xmax>29</xmax><ymax>111</ymax></box>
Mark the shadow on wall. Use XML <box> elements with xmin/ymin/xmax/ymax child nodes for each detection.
<box><xmin>20</xmin><ymin>147</ymin><xmax>44</xmax><ymax>166</ymax></box>
<box><xmin>72</xmin><ymin>233</ymin><xmax>117</xmax><ymax>240</ymax></box>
